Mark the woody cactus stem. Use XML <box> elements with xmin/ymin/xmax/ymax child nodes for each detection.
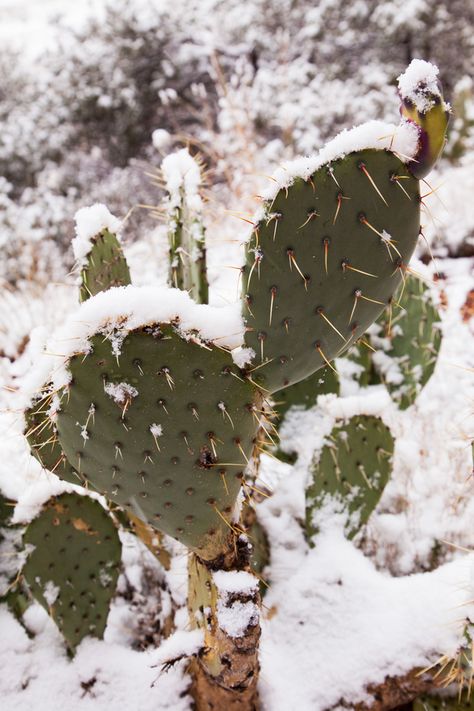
<box><xmin>162</xmin><ymin>148</ymin><xmax>209</xmax><ymax>304</ymax></box>
<box><xmin>188</xmin><ymin>538</ymin><xmax>260</xmax><ymax>710</ymax></box>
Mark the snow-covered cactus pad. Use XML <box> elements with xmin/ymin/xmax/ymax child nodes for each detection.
<box><xmin>162</xmin><ymin>149</ymin><xmax>208</xmax><ymax>304</ymax></box>
<box><xmin>73</xmin><ymin>204</ymin><xmax>131</xmax><ymax>302</ymax></box>
<box><xmin>306</xmin><ymin>415</ymin><xmax>394</xmax><ymax>541</ymax></box>
<box><xmin>23</xmin><ymin>493</ymin><xmax>121</xmax><ymax>651</ymax></box>
<box><xmin>55</xmin><ymin>325</ymin><xmax>259</xmax><ymax>561</ymax></box>
<box><xmin>243</xmin><ymin>146</ymin><xmax>420</xmax><ymax>393</ymax></box>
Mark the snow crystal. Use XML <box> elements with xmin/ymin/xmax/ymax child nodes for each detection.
<box><xmin>232</xmin><ymin>346</ymin><xmax>255</xmax><ymax>369</ymax></box>
<box><xmin>43</xmin><ymin>581</ymin><xmax>59</xmax><ymax>606</ymax></box>
<box><xmin>397</xmin><ymin>59</ymin><xmax>444</xmax><ymax>113</ymax></box>
<box><xmin>72</xmin><ymin>203</ymin><xmax>122</xmax><ymax>265</ymax></box>
<box><xmin>258</xmin><ymin>119</ymin><xmax>420</xmax><ymax>206</ymax></box>
<box><xmin>104</xmin><ymin>382</ymin><xmax>139</xmax><ymax>406</ymax></box>
<box><xmin>150</xmin><ymin>424</ymin><xmax>163</xmax><ymax>437</ymax></box>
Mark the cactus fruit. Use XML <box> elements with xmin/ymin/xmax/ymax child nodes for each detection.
<box><xmin>22</xmin><ymin>493</ymin><xmax>121</xmax><ymax>651</ymax></box>
<box><xmin>55</xmin><ymin>326</ymin><xmax>259</xmax><ymax>561</ymax></box>
<box><xmin>77</xmin><ymin>227</ymin><xmax>131</xmax><ymax>303</ymax></box>
<box><xmin>398</xmin><ymin>60</ymin><xmax>450</xmax><ymax>179</ymax></box>
<box><xmin>306</xmin><ymin>415</ymin><xmax>394</xmax><ymax>541</ymax></box>
<box><xmin>243</xmin><ymin>148</ymin><xmax>420</xmax><ymax>393</ymax></box>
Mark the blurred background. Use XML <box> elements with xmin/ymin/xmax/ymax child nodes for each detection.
<box><xmin>0</xmin><ymin>0</ymin><xmax>472</xmax><ymax>299</ymax></box>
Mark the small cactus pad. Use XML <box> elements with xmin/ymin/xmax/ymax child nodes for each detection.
<box><xmin>23</xmin><ymin>493</ymin><xmax>121</xmax><ymax>651</ymax></box>
<box><xmin>373</xmin><ymin>277</ymin><xmax>442</xmax><ymax>409</ymax></box>
<box><xmin>243</xmin><ymin>149</ymin><xmax>420</xmax><ymax>393</ymax></box>
<box><xmin>274</xmin><ymin>366</ymin><xmax>339</xmax><ymax>420</ymax></box>
<box><xmin>25</xmin><ymin>390</ymin><xmax>83</xmax><ymax>486</ymax></box>
<box><xmin>55</xmin><ymin>327</ymin><xmax>259</xmax><ymax>560</ymax></box>
<box><xmin>79</xmin><ymin>229</ymin><xmax>131</xmax><ymax>302</ymax></box>
<box><xmin>306</xmin><ymin>415</ymin><xmax>394</xmax><ymax>541</ymax></box>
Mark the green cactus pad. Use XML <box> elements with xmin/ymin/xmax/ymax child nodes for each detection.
<box><xmin>345</xmin><ymin>336</ymin><xmax>381</xmax><ymax>388</ymax></box>
<box><xmin>413</xmin><ymin>695</ymin><xmax>474</xmax><ymax>710</ymax></box>
<box><xmin>373</xmin><ymin>277</ymin><xmax>442</xmax><ymax>409</ymax></box>
<box><xmin>55</xmin><ymin>327</ymin><xmax>259</xmax><ymax>560</ymax></box>
<box><xmin>243</xmin><ymin>148</ymin><xmax>420</xmax><ymax>393</ymax></box>
<box><xmin>274</xmin><ymin>366</ymin><xmax>339</xmax><ymax>420</ymax></box>
<box><xmin>79</xmin><ymin>228</ymin><xmax>131</xmax><ymax>302</ymax></box>
<box><xmin>23</xmin><ymin>493</ymin><xmax>121</xmax><ymax>651</ymax></box>
<box><xmin>25</xmin><ymin>390</ymin><xmax>84</xmax><ymax>486</ymax></box>
<box><xmin>306</xmin><ymin>415</ymin><xmax>394</xmax><ymax>541</ymax></box>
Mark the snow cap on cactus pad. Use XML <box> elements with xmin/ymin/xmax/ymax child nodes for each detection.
<box><xmin>48</xmin><ymin>287</ymin><xmax>258</xmax><ymax>560</ymax></box>
<box><xmin>22</xmin><ymin>493</ymin><xmax>121</xmax><ymax>651</ymax></box>
<box><xmin>398</xmin><ymin>59</ymin><xmax>450</xmax><ymax>179</ymax></box>
<box><xmin>243</xmin><ymin>123</ymin><xmax>421</xmax><ymax>393</ymax></box>
<box><xmin>73</xmin><ymin>203</ymin><xmax>131</xmax><ymax>302</ymax></box>
<box><xmin>306</xmin><ymin>415</ymin><xmax>394</xmax><ymax>541</ymax></box>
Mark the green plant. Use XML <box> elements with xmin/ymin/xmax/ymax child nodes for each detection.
<box><xmin>22</xmin><ymin>63</ymin><xmax>449</xmax><ymax>709</ymax></box>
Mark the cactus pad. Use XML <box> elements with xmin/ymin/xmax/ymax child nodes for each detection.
<box><xmin>306</xmin><ymin>415</ymin><xmax>394</xmax><ymax>541</ymax></box>
<box><xmin>55</xmin><ymin>327</ymin><xmax>259</xmax><ymax>560</ymax></box>
<box><xmin>79</xmin><ymin>228</ymin><xmax>131</xmax><ymax>302</ymax></box>
<box><xmin>274</xmin><ymin>366</ymin><xmax>339</xmax><ymax>420</ymax></box>
<box><xmin>23</xmin><ymin>493</ymin><xmax>121</xmax><ymax>651</ymax></box>
<box><xmin>243</xmin><ymin>148</ymin><xmax>420</xmax><ymax>393</ymax></box>
<box><xmin>373</xmin><ymin>277</ymin><xmax>441</xmax><ymax>409</ymax></box>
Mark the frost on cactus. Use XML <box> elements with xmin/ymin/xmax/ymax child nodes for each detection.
<box><xmin>345</xmin><ymin>276</ymin><xmax>442</xmax><ymax>409</ymax></box>
<box><xmin>22</xmin><ymin>493</ymin><xmax>121</xmax><ymax>651</ymax></box>
<box><xmin>73</xmin><ymin>204</ymin><xmax>131</xmax><ymax>302</ymax></box>
<box><xmin>306</xmin><ymin>415</ymin><xmax>394</xmax><ymax>541</ymax></box>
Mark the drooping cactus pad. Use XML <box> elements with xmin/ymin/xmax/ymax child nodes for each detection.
<box><xmin>306</xmin><ymin>415</ymin><xmax>394</xmax><ymax>541</ymax></box>
<box><xmin>243</xmin><ymin>148</ymin><xmax>420</xmax><ymax>393</ymax></box>
<box><xmin>23</xmin><ymin>493</ymin><xmax>121</xmax><ymax>651</ymax></box>
<box><xmin>55</xmin><ymin>327</ymin><xmax>259</xmax><ymax>560</ymax></box>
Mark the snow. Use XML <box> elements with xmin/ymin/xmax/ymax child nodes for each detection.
<box><xmin>152</xmin><ymin>129</ymin><xmax>172</xmax><ymax>151</ymax></box>
<box><xmin>43</xmin><ymin>580</ymin><xmax>60</xmax><ymax>606</ymax></box>
<box><xmin>259</xmin><ymin>119</ymin><xmax>420</xmax><ymax>206</ymax></box>
<box><xmin>25</xmin><ymin>285</ymin><xmax>246</xmax><ymax>397</ymax></box>
<box><xmin>161</xmin><ymin>149</ymin><xmax>202</xmax><ymax>213</ymax></box>
<box><xmin>72</xmin><ymin>204</ymin><xmax>123</xmax><ymax>266</ymax></box>
<box><xmin>213</xmin><ymin>570</ymin><xmax>260</xmax><ymax>639</ymax></box>
<box><xmin>213</xmin><ymin>570</ymin><xmax>259</xmax><ymax>595</ymax></box>
<box><xmin>152</xmin><ymin>630</ymin><xmax>203</xmax><ymax>668</ymax></box>
<box><xmin>397</xmin><ymin>59</ymin><xmax>444</xmax><ymax>113</ymax></box>
<box><xmin>150</xmin><ymin>424</ymin><xmax>163</xmax><ymax>438</ymax></box>
<box><xmin>104</xmin><ymin>382</ymin><xmax>139</xmax><ymax>406</ymax></box>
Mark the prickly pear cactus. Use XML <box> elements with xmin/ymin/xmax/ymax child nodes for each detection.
<box><xmin>373</xmin><ymin>277</ymin><xmax>442</xmax><ymax>409</ymax></box>
<box><xmin>306</xmin><ymin>415</ymin><xmax>394</xmax><ymax>541</ymax></box>
<box><xmin>77</xmin><ymin>227</ymin><xmax>130</xmax><ymax>303</ymax></box>
<box><xmin>243</xmin><ymin>148</ymin><xmax>420</xmax><ymax>393</ymax></box>
<box><xmin>55</xmin><ymin>326</ymin><xmax>259</xmax><ymax>561</ymax></box>
<box><xmin>23</xmin><ymin>493</ymin><xmax>121</xmax><ymax>651</ymax></box>
<box><xmin>274</xmin><ymin>366</ymin><xmax>339</xmax><ymax>420</ymax></box>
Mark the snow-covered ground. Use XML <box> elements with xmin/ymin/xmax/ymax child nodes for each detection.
<box><xmin>1</xmin><ymin>2</ymin><xmax>474</xmax><ymax>710</ymax></box>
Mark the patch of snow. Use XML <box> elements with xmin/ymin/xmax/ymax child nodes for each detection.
<box><xmin>150</xmin><ymin>424</ymin><xmax>163</xmax><ymax>438</ymax></box>
<box><xmin>258</xmin><ymin>119</ymin><xmax>420</xmax><ymax>207</ymax></box>
<box><xmin>104</xmin><ymin>382</ymin><xmax>139</xmax><ymax>406</ymax></box>
<box><xmin>43</xmin><ymin>580</ymin><xmax>59</xmax><ymax>606</ymax></box>
<box><xmin>213</xmin><ymin>570</ymin><xmax>259</xmax><ymax>596</ymax></box>
<box><xmin>73</xmin><ymin>204</ymin><xmax>122</xmax><ymax>266</ymax></box>
<box><xmin>161</xmin><ymin>149</ymin><xmax>202</xmax><ymax>213</ymax></box>
<box><xmin>152</xmin><ymin>129</ymin><xmax>172</xmax><ymax>151</ymax></box>
<box><xmin>397</xmin><ymin>59</ymin><xmax>445</xmax><ymax>113</ymax></box>
<box><xmin>153</xmin><ymin>629</ymin><xmax>204</xmax><ymax>667</ymax></box>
